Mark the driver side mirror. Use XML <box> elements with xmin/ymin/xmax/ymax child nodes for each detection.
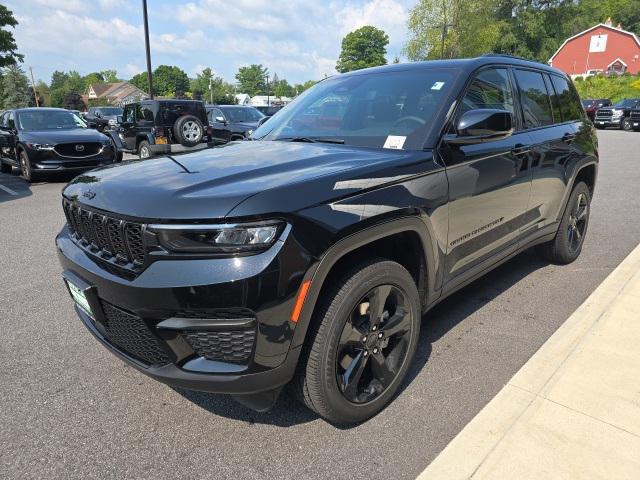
<box><xmin>116</xmin><ymin>115</ymin><xmax>123</xmax><ymax>123</ymax></box>
<box><xmin>215</xmin><ymin>116</ymin><xmax>226</xmax><ymax>124</ymax></box>
<box><xmin>445</xmin><ymin>109</ymin><xmax>513</xmax><ymax>145</ymax></box>
<box><xmin>256</xmin><ymin>116</ymin><xmax>271</xmax><ymax>128</ymax></box>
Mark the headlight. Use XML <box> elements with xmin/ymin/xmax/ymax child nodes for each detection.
<box><xmin>26</xmin><ymin>143</ymin><xmax>55</xmax><ymax>151</ymax></box>
<box><xmin>246</xmin><ymin>129</ymin><xmax>254</xmax><ymax>137</ymax></box>
<box><xmin>149</xmin><ymin>221</ymin><xmax>284</xmax><ymax>254</ymax></box>
<box><xmin>612</xmin><ymin>109</ymin><xmax>624</xmax><ymax>116</ymax></box>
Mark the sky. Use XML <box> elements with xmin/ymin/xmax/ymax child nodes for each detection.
<box><xmin>6</xmin><ymin>0</ymin><xmax>414</xmax><ymax>86</ymax></box>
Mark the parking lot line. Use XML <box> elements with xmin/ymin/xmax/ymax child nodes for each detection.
<box><xmin>417</xmin><ymin>241</ymin><xmax>640</xmax><ymax>479</ymax></box>
<box><xmin>0</xmin><ymin>183</ymin><xmax>18</xmax><ymax>195</ymax></box>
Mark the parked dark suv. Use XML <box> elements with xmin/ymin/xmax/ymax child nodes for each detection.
<box><xmin>84</xmin><ymin>106</ymin><xmax>123</xmax><ymax>132</ymax></box>
<box><xmin>594</xmin><ymin>98</ymin><xmax>640</xmax><ymax>130</ymax></box>
<box><xmin>206</xmin><ymin>105</ymin><xmax>265</xmax><ymax>144</ymax></box>
<box><xmin>0</xmin><ymin>108</ymin><xmax>120</xmax><ymax>182</ymax></box>
<box><xmin>57</xmin><ymin>55</ymin><xmax>597</xmax><ymax>424</ymax></box>
<box><xmin>630</xmin><ymin>107</ymin><xmax>640</xmax><ymax>131</ymax></box>
<box><xmin>116</xmin><ymin>100</ymin><xmax>212</xmax><ymax>159</ymax></box>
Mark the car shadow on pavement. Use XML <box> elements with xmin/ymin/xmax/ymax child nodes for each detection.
<box><xmin>0</xmin><ymin>172</ymin><xmax>33</xmax><ymax>203</ymax></box>
<box><xmin>175</xmin><ymin>250</ymin><xmax>550</xmax><ymax>428</ymax></box>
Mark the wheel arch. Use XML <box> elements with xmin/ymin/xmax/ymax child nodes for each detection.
<box><xmin>290</xmin><ymin>217</ymin><xmax>439</xmax><ymax>351</ymax></box>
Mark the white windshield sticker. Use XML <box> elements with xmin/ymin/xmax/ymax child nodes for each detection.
<box><xmin>431</xmin><ymin>81</ymin><xmax>445</xmax><ymax>90</ymax></box>
<box><xmin>383</xmin><ymin>135</ymin><xmax>406</xmax><ymax>149</ymax></box>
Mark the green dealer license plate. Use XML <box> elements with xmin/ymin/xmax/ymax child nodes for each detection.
<box><xmin>66</xmin><ymin>280</ymin><xmax>94</xmax><ymax>319</ymax></box>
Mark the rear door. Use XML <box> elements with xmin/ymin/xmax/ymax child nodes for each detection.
<box><xmin>440</xmin><ymin>67</ymin><xmax>533</xmax><ymax>284</ymax></box>
<box><xmin>520</xmin><ymin>71</ymin><xmax>585</xmax><ymax>235</ymax></box>
<box><xmin>121</xmin><ymin>104</ymin><xmax>138</xmax><ymax>151</ymax></box>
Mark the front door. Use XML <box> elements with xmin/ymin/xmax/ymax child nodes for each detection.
<box><xmin>207</xmin><ymin>108</ymin><xmax>231</xmax><ymax>144</ymax></box>
<box><xmin>440</xmin><ymin>67</ymin><xmax>533</xmax><ymax>285</ymax></box>
<box><xmin>121</xmin><ymin>104</ymin><xmax>138</xmax><ymax>151</ymax></box>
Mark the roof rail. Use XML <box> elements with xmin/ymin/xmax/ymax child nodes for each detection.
<box><xmin>481</xmin><ymin>53</ymin><xmax>533</xmax><ymax>61</ymax></box>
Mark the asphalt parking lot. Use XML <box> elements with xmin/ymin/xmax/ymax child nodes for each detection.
<box><xmin>1</xmin><ymin>129</ymin><xmax>639</xmax><ymax>479</ymax></box>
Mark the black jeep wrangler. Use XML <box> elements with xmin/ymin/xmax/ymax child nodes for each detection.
<box><xmin>57</xmin><ymin>55</ymin><xmax>597</xmax><ymax>424</ymax></box>
<box><xmin>116</xmin><ymin>100</ymin><xmax>213</xmax><ymax>159</ymax></box>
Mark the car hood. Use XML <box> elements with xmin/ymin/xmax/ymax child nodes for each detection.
<box><xmin>21</xmin><ymin>129</ymin><xmax>108</xmax><ymax>144</ymax></box>
<box><xmin>63</xmin><ymin>140</ymin><xmax>425</xmax><ymax>219</ymax></box>
<box><xmin>232</xmin><ymin>121</ymin><xmax>259</xmax><ymax>129</ymax></box>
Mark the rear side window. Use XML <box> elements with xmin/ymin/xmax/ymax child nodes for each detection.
<box><xmin>551</xmin><ymin>75</ymin><xmax>583</xmax><ymax>122</ymax></box>
<box><xmin>514</xmin><ymin>70</ymin><xmax>553</xmax><ymax>128</ymax></box>
<box><xmin>459</xmin><ymin>68</ymin><xmax>514</xmax><ymax>115</ymax></box>
<box><xmin>139</xmin><ymin>105</ymin><xmax>154</xmax><ymax>122</ymax></box>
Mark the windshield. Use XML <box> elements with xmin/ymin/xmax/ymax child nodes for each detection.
<box><xmin>613</xmin><ymin>99</ymin><xmax>639</xmax><ymax>108</ymax></box>
<box><xmin>17</xmin><ymin>110</ymin><xmax>87</xmax><ymax>131</ymax></box>
<box><xmin>252</xmin><ymin>68</ymin><xmax>456</xmax><ymax>149</ymax></box>
<box><xmin>96</xmin><ymin>107</ymin><xmax>122</xmax><ymax>116</ymax></box>
<box><xmin>220</xmin><ymin>107</ymin><xmax>264</xmax><ymax>123</ymax></box>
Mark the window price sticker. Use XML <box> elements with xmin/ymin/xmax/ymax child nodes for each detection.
<box><xmin>383</xmin><ymin>135</ymin><xmax>406</xmax><ymax>149</ymax></box>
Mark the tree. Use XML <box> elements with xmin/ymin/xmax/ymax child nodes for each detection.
<box><xmin>190</xmin><ymin>68</ymin><xmax>235</xmax><ymax>104</ymax></box>
<box><xmin>100</xmin><ymin>69</ymin><xmax>119</xmax><ymax>83</ymax></box>
<box><xmin>50</xmin><ymin>70</ymin><xmax>70</xmax><ymax>90</ymax></box>
<box><xmin>235</xmin><ymin>64</ymin><xmax>268</xmax><ymax>96</ymax></box>
<box><xmin>405</xmin><ymin>0</ymin><xmax>501</xmax><ymax>60</ymax></box>
<box><xmin>152</xmin><ymin>65</ymin><xmax>189</xmax><ymax>97</ymax></box>
<box><xmin>1</xmin><ymin>64</ymin><xmax>30</xmax><ymax>108</ymax></box>
<box><xmin>130</xmin><ymin>65</ymin><xmax>189</xmax><ymax>97</ymax></box>
<box><xmin>336</xmin><ymin>26</ymin><xmax>389</xmax><ymax>73</ymax></box>
<box><xmin>293</xmin><ymin>80</ymin><xmax>317</xmax><ymax>95</ymax></box>
<box><xmin>0</xmin><ymin>5</ymin><xmax>23</xmax><ymax>67</ymax></box>
<box><xmin>35</xmin><ymin>80</ymin><xmax>50</xmax><ymax>106</ymax></box>
<box><xmin>129</xmin><ymin>71</ymin><xmax>149</xmax><ymax>93</ymax></box>
<box><xmin>83</xmin><ymin>72</ymin><xmax>105</xmax><ymax>86</ymax></box>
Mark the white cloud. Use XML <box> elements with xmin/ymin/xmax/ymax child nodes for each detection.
<box><xmin>7</xmin><ymin>0</ymin><xmax>411</xmax><ymax>85</ymax></box>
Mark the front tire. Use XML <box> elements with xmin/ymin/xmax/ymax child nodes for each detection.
<box><xmin>19</xmin><ymin>150</ymin><xmax>38</xmax><ymax>183</ymax></box>
<box><xmin>138</xmin><ymin>140</ymin><xmax>153</xmax><ymax>160</ymax></box>
<box><xmin>536</xmin><ymin>182</ymin><xmax>591</xmax><ymax>264</ymax></box>
<box><xmin>295</xmin><ymin>259</ymin><xmax>421</xmax><ymax>424</ymax></box>
<box><xmin>622</xmin><ymin>118</ymin><xmax>633</xmax><ymax>131</ymax></box>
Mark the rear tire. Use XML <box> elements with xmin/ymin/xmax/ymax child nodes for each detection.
<box><xmin>536</xmin><ymin>182</ymin><xmax>591</xmax><ymax>264</ymax></box>
<box><xmin>173</xmin><ymin>115</ymin><xmax>204</xmax><ymax>147</ymax></box>
<box><xmin>138</xmin><ymin>140</ymin><xmax>153</xmax><ymax>160</ymax></box>
<box><xmin>295</xmin><ymin>259</ymin><xmax>421</xmax><ymax>424</ymax></box>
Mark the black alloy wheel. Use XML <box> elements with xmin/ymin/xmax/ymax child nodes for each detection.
<box><xmin>622</xmin><ymin>117</ymin><xmax>633</xmax><ymax>131</ymax></box>
<box><xmin>19</xmin><ymin>150</ymin><xmax>36</xmax><ymax>182</ymax></box>
<box><xmin>295</xmin><ymin>259</ymin><xmax>420</xmax><ymax>424</ymax></box>
<box><xmin>567</xmin><ymin>190</ymin><xmax>588</xmax><ymax>255</ymax></box>
<box><xmin>335</xmin><ymin>284</ymin><xmax>413</xmax><ymax>404</ymax></box>
<box><xmin>536</xmin><ymin>181</ymin><xmax>591</xmax><ymax>264</ymax></box>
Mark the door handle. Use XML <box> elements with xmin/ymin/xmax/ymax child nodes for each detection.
<box><xmin>562</xmin><ymin>133</ymin><xmax>576</xmax><ymax>144</ymax></box>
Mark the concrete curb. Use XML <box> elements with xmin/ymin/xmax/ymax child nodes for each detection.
<box><xmin>418</xmin><ymin>243</ymin><xmax>640</xmax><ymax>479</ymax></box>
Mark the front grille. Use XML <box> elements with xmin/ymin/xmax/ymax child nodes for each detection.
<box><xmin>631</xmin><ymin>111</ymin><xmax>640</xmax><ymax>120</ymax></box>
<box><xmin>183</xmin><ymin>329</ymin><xmax>256</xmax><ymax>364</ymax></box>
<box><xmin>63</xmin><ymin>199</ymin><xmax>146</xmax><ymax>269</ymax></box>
<box><xmin>595</xmin><ymin>109</ymin><xmax>612</xmax><ymax>119</ymax></box>
<box><xmin>55</xmin><ymin>142</ymin><xmax>102</xmax><ymax>157</ymax></box>
<box><xmin>100</xmin><ymin>301</ymin><xmax>170</xmax><ymax>366</ymax></box>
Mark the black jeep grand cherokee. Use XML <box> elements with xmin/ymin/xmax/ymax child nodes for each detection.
<box><xmin>57</xmin><ymin>56</ymin><xmax>597</xmax><ymax>424</ymax></box>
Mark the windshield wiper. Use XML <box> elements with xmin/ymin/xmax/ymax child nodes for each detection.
<box><xmin>277</xmin><ymin>136</ymin><xmax>345</xmax><ymax>144</ymax></box>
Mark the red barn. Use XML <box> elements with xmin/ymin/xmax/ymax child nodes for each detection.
<box><xmin>549</xmin><ymin>21</ymin><xmax>640</xmax><ymax>76</ymax></box>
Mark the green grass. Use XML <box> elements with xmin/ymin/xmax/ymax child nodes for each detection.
<box><xmin>574</xmin><ymin>74</ymin><xmax>640</xmax><ymax>102</ymax></box>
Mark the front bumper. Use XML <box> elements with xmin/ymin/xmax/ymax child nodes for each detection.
<box><xmin>55</xmin><ymin>225</ymin><xmax>309</xmax><ymax>397</ymax></box>
<box><xmin>593</xmin><ymin>118</ymin><xmax>623</xmax><ymax>127</ymax></box>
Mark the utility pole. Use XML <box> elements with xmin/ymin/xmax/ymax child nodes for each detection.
<box><xmin>29</xmin><ymin>66</ymin><xmax>39</xmax><ymax>107</ymax></box>
<box><xmin>265</xmin><ymin>74</ymin><xmax>270</xmax><ymax>107</ymax></box>
<box><xmin>142</xmin><ymin>0</ymin><xmax>154</xmax><ymax>99</ymax></box>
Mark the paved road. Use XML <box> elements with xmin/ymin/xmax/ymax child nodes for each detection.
<box><xmin>1</xmin><ymin>130</ymin><xmax>639</xmax><ymax>479</ymax></box>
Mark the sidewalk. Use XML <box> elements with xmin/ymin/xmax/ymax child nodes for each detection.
<box><xmin>418</xmin><ymin>243</ymin><xmax>640</xmax><ymax>480</ymax></box>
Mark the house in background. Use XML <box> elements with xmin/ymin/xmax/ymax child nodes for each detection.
<box><xmin>85</xmin><ymin>82</ymin><xmax>148</xmax><ymax>107</ymax></box>
<box><xmin>234</xmin><ymin>93</ymin><xmax>250</xmax><ymax>105</ymax></box>
<box><xmin>249</xmin><ymin>95</ymin><xmax>293</xmax><ymax>107</ymax></box>
<box><xmin>549</xmin><ymin>19</ymin><xmax>640</xmax><ymax>77</ymax></box>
